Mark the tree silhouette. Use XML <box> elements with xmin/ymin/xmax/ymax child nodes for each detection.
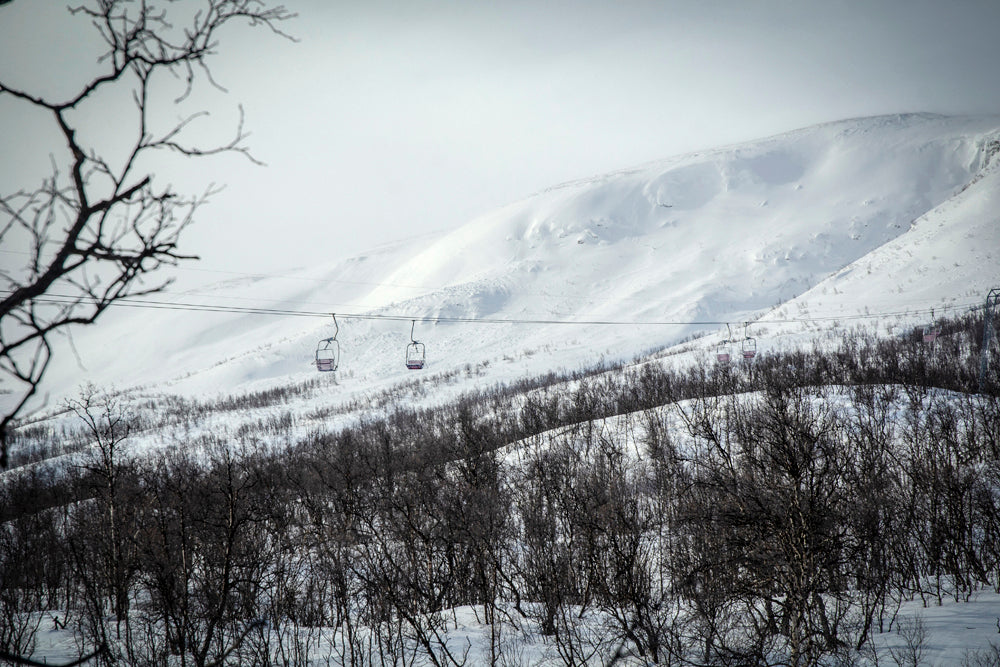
<box><xmin>0</xmin><ymin>0</ymin><xmax>294</xmax><ymax>468</ymax></box>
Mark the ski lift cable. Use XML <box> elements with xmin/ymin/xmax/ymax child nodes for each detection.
<box><xmin>4</xmin><ymin>246</ymin><xmax>992</xmax><ymax>316</ymax></box>
<box><xmin>6</xmin><ymin>290</ymin><xmax>986</xmax><ymax>329</ymax></box>
<box><xmin>11</xmin><ymin>291</ymin><xmax>984</xmax><ymax>327</ymax></box>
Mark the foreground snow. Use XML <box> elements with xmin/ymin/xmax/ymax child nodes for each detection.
<box><xmin>23</xmin><ymin>591</ymin><xmax>1000</xmax><ymax>665</ymax></box>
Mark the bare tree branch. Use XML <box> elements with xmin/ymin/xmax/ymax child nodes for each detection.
<box><xmin>0</xmin><ymin>0</ymin><xmax>295</xmax><ymax>468</ymax></box>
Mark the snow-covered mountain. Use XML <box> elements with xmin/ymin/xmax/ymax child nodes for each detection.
<box><xmin>31</xmin><ymin>112</ymin><xmax>1000</xmax><ymax>423</ymax></box>
<box><xmin>9</xmin><ymin>111</ymin><xmax>1000</xmax><ymax>667</ymax></box>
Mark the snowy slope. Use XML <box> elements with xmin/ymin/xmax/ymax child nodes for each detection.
<box><xmin>26</xmin><ymin>113</ymin><xmax>1000</xmax><ymax>419</ymax></box>
<box><xmin>8</xmin><ymin>112</ymin><xmax>1000</xmax><ymax>667</ymax></box>
<box><xmin>769</xmin><ymin>143</ymin><xmax>999</xmax><ymax>326</ymax></box>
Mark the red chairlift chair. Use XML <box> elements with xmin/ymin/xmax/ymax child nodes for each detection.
<box><xmin>316</xmin><ymin>314</ymin><xmax>340</xmax><ymax>372</ymax></box>
<box><xmin>405</xmin><ymin>320</ymin><xmax>426</xmax><ymax>370</ymax></box>
<box><xmin>742</xmin><ymin>322</ymin><xmax>757</xmax><ymax>359</ymax></box>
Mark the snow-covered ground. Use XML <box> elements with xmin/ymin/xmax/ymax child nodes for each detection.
<box><xmin>6</xmin><ymin>113</ymin><xmax>1000</xmax><ymax>664</ymax></box>
<box><xmin>11</xmin><ymin>113</ymin><xmax>997</xmax><ymax>424</ymax></box>
<box><xmin>22</xmin><ymin>591</ymin><xmax>1000</xmax><ymax>666</ymax></box>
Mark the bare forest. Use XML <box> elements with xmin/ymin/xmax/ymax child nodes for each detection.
<box><xmin>2</xmin><ymin>311</ymin><xmax>999</xmax><ymax>666</ymax></box>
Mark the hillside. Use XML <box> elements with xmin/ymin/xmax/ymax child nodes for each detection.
<box><xmin>3</xmin><ymin>113</ymin><xmax>1000</xmax><ymax>666</ymax></box>
<box><xmin>4</xmin><ymin>307</ymin><xmax>1000</xmax><ymax>666</ymax></box>
<box><xmin>17</xmin><ymin>113</ymin><xmax>997</xmax><ymax>434</ymax></box>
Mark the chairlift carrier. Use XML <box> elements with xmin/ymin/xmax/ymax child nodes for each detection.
<box><xmin>316</xmin><ymin>314</ymin><xmax>340</xmax><ymax>372</ymax></box>
<box><xmin>717</xmin><ymin>324</ymin><xmax>733</xmax><ymax>363</ymax></box>
<box><xmin>742</xmin><ymin>322</ymin><xmax>757</xmax><ymax>359</ymax></box>
<box><xmin>405</xmin><ymin>320</ymin><xmax>426</xmax><ymax>370</ymax></box>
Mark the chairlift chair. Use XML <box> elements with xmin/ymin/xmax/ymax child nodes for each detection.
<box><xmin>922</xmin><ymin>324</ymin><xmax>941</xmax><ymax>343</ymax></box>
<box><xmin>316</xmin><ymin>339</ymin><xmax>339</xmax><ymax>372</ymax></box>
<box><xmin>716</xmin><ymin>324</ymin><xmax>732</xmax><ymax>363</ymax></box>
<box><xmin>316</xmin><ymin>314</ymin><xmax>340</xmax><ymax>372</ymax></box>
<box><xmin>405</xmin><ymin>320</ymin><xmax>426</xmax><ymax>370</ymax></box>
<box><xmin>742</xmin><ymin>322</ymin><xmax>757</xmax><ymax>359</ymax></box>
<box><xmin>716</xmin><ymin>345</ymin><xmax>731</xmax><ymax>363</ymax></box>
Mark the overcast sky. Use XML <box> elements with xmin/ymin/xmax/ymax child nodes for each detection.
<box><xmin>2</xmin><ymin>0</ymin><xmax>1000</xmax><ymax>284</ymax></box>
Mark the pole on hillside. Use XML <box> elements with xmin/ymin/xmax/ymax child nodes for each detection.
<box><xmin>979</xmin><ymin>288</ymin><xmax>1000</xmax><ymax>394</ymax></box>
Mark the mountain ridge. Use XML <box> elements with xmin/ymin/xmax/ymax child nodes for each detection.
<box><xmin>27</xmin><ymin>112</ymin><xmax>1000</xmax><ymax>418</ymax></box>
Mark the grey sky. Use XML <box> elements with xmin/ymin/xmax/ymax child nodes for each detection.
<box><xmin>2</xmin><ymin>0</ymin><xmax>999</xmax><ymax>282</ymax></box>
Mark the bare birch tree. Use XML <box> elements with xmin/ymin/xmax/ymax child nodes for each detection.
<box><xmin>0</xmin><ymin>0</ymin><xmax>294</xmax><ymax>467</ymax></box>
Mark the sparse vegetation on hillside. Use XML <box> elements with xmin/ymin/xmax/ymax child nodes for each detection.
<box><xmin>0</xmin><ymin>0</ymin><xmax>294</xmax><ymax>469</ymax></box>
<box><xmin>1</xmin><ymin>311</ymin><xmax>999</xmax><ymax>665</ymax></box>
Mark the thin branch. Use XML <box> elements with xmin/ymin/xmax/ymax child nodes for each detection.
<box><xmin>0</xmin><ymin>0</ymin><xmax>295</xmax><ymax>467</ymax></box>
